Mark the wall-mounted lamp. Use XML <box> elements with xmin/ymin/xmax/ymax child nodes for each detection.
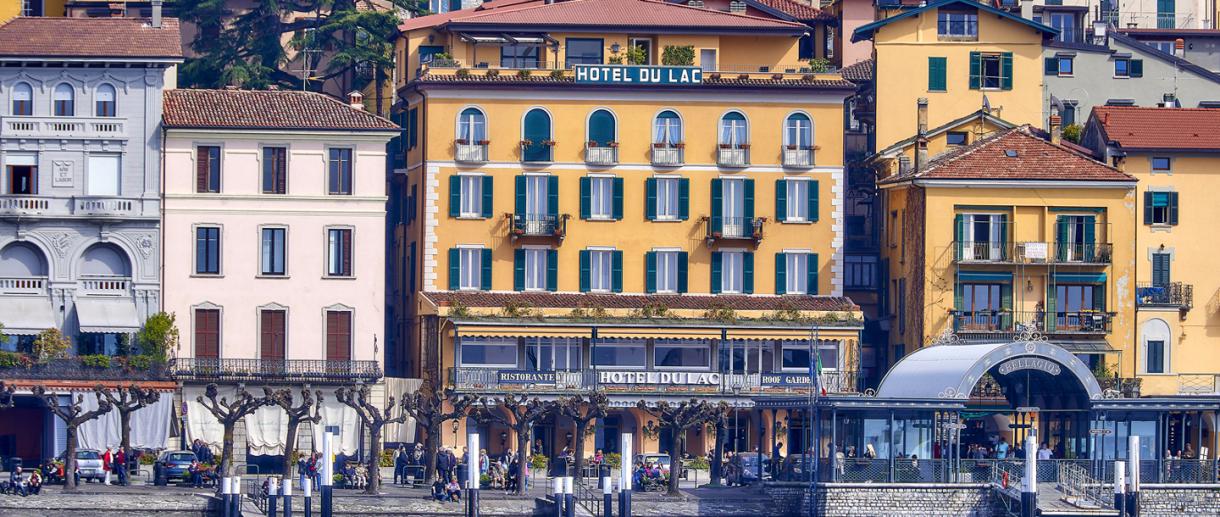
<box><xmin>610</xmin><ymin>43</ymin><xmax>622</xmax><ymax>54</ymax></box>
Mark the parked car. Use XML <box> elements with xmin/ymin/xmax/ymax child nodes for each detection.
<box><xmin>781</xmin><ymin>453</ymin><xmax>816</xmax><ymax>480</ymax></box>
<box><xmin>154</xmin><ymin>450</ymin><xmax>198</xmax><ymax>485</ymax></box>
<box><xmin>729</xmin><ymin>452</ymin><xmax>770</xmax><ymax>485</ymax></box>
<box><xmin>69</xmin><ymin>449</ymin><xmax>105</xmax><ymax>482</ymax></box>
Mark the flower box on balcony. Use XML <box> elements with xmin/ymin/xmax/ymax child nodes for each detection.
<box><xmin>456</xmin><ymin>139</ymin><xmax>469</xmax><ymax>145</ymax></box>
<box><xmin>652</xmin><ymin>142</ymin><xmax>665</xmax><ymax>148</ymax></box>
<box><xmin>477</xmin><ymin>139</ymin><xmax>491</xmax><ymax>145</ymax></box>
<box><xmin>608</xmin><ymin>142</ymin><xmax>619</xmax><ymax>148</ymax></box>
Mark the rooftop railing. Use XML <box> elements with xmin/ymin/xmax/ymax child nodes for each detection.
<box><xmin>170</xmin><ymin>358</ymin><xmax>382</xmax><ymax>384</ymax></box>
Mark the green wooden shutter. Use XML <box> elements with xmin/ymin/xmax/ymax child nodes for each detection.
<box><xmin>710</xmin><ymin>252</ymin><xmax>722</xmax><ymax>294</ymax></box>
<box><xmin>1092</xmin><ymin>283</ymin><xmax>1106</xmax><ymax>311</ymax></box>
<box><xmin>744</xmin><ymin>178</ymin><xmax>755</xmax><ymax>223</ymax></box>
<box><xmin>953</xmin><ymin>278</ymin><xmax>963</xmax><ymax>311</ymax></box>
<box><xmin>645</xmin><ymin>252</ymin><xmax>657</xmax><ymax>293</ymax></box>
<box><xmin>579</xmin><ymin>250</ymin><xmax>591</xmax><ymax>292</ymax></box>
<box><xmin>580</xmin><ymin>177</ymin><xmax>591</xmax><ymax>220</ymax></box>
<box><xmin>547</xmin><ymin>175</ymin><xmax>559</xmax><ymax>219</ymax></box>
<box><xmin>678</xmin><ymin>178</ymin><xmax>690</xmax><ymax>221</ymax></box>
<box><xmin>809</xmin><ymin>180</ymin><xmax>819</xmax><ymax>222</ymax></box>
<box><xmin>645</xmin><ymin>178</ymin><xmax>657</xmax><ymax>220</ymax></box>
<box><xmin>954</xmin><ymin>215</ymin><xmax>965</xmax><ymax>260</ymax></box>
<box><xmin>1001</xmin><ymin>52</ymin><xmax>1013</xmax><ymax>90</ymax></box>
<box><xmin>998</xmin><ymin>214</ymin><xmax>1008</xmax><ymax>261</ymax></box>
<box><xmin>1143</xmin><ymin>191</ymin><xmax>1154</xmax><ymax>225</ymax></box>
<box><xmin>481</xmin><ymin>176</ymin><xmax>494</xmax><ymax>218</ymax></box>
<box><xmin>928</xmin><ymin>57</ymin><xmax>947</xmax><ymax>91</ymax></box>
<box><xmin>1130</xmin><ymin>59</ymin><xmax>1143</xmax><ymax>77</ymax></box>
<box><xmin>448</xmin><ymin>248</ymin><xmax>460</xmax><ymax>290</ymax></box>
<box><xmin>1044</xmin><ymin>57</ymin><xmax>1059</xmax><ymax>75</ymax></box>
<box><xmin>612</xmin><ymin>250</ymin><xmax>623</xmax><ymax>293</ymax></box>
<box><xmin>677</xmin><ymin>251</ymin><xmax>688</xmax><ymax>293</ymax></box>
<box><xmin>1000</xmin><ymin>283</ymin><xmax>1013</xmax><ymax>329</ymax></box>
<box><xmin>710</xmin><ymin>179</ymin><xmax>723</xmax><ymax>233</ymax></box>
<box><xmin>479</xmin><ymin>248</ymin><xmax>491</xmax><ymax>290</ymax></box>
<box><xmin>775</xmin><ymin>253</ymin><xmax>787</xmax><ymax>295</ymax></box>
<box><xmin>1082</xmin><ymin>215</ymin><xmax>1096</xmax><ymax>261</ymax></box>
<box><xmin>1046</xmin><ymin>282</ymin><xmax>1058</xmax><ymax>332</ymax></box>
<box><xmin>449</xmin><ymin>176</ymin><xmax>461</xmax><ymax>217</ymax></box>
<box><xmin>1168</xmin><ymin>192</ymin><xmax>1179</xmax><ymax>225</ymax></box>
<box><xmin>513</xmin><ymin>248</ymin><xmax>525</xmax><ymax>291</ymax></box>
<box><xmin>515</xmin><ymin>175</ymin><xmax>526</xmax><ymax>216</ymax></box>
<box><xmin>775</xmin><ymin>179</ymin><xmax>788</xmax><ymax>222</ymax></box>
<box><xmin>969</xmin><ymin>51</ymin><xmax>981</xmax><ymax>90</ymax></box>
<box><xmin>612</xmin><ymin>177</ymin><xmax>624</xmax><ymax>220</ymax></box>
<box><xmin>408</xmin><ymin>108</ymin><xmax>418</xmax><ymax>149</ymax></box>
<box><xmin>1055</xmin><ymin>216</ymin><xmax>1069</xmax><ymax>262</ymax></box>
<box><xmin>546</xmin><ymin>249</ymin><xmax>558</xmax><ymax>292</ymax></box>
<box><xmin>808</xmin><ymin>253</ymin><xmax>819</xmax><ymax>295</ymax></box>
<box><xmin>743</xmin><ymin>252</ymin><xmax>754</xmax><ymax>294</ymax></box>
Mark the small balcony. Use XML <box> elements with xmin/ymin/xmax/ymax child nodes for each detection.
<box><xmin>520</xmin><ymin>140</ymin><xmax>554</xmax><ymax>164</ymax></box>
<box><xmin>954</xmin><ymin>241</ymin><xmax>1113</xmax><ymax>265</ymax></box>
<box><xmin>705</xmin><ymin>216</ymin><xmax>764</xmax><ymax>245</ymax></box>
<box><xmin>455</xmin><ymin>140</ymin><xmax>489</xmax><ymax>163</ymax></box>
<box><xmin>1177</xmin><ymin>374</ymin><xmax>1220</xmax><ymax>395</ymax></box>
<box><xmin>0</xmin><ymin>276</ymin><xmax>47</xmax><ymax>295</ymax></box>
<box><xmin>74</xmin><ymin>197</ymin><xmax>137</xmax><ymax>217</ymax></box>
<box><xmin>1137</xmin><ymin>282</ymin><xmax>1193</xmax><ymax>311</ymax></box>
<box><xmin>170</xmin><ymin>358</ymin><xmax>382</xmax><ymax>384</ymax></box>
<box><xmin>651</xmin><ymin>145</ymin><xmax>684</xmax><ymax>166</ymax></box>
<box><xmin>0</xmin><ymin>196</ymin><xmax>59</xmax><ymax>217</ymax></box>
<box><xmin>508</xmin><ymin>213</ymin><xmax>567</xmax><ymax>241</ymax></box>
<box><xmin>448</xmin><ymin>367</ymin><xmax>860</xmax><ymax>396</ymax></box>
<box><xmin>450</xmin><ymin>367</ymin><xmax>595</xmax><ymax>393</ymax></box>
<box><xmin>78</xmin><ymin>275</ymin><xmax>130</xmax><ymax>296</ymax></box>
<box><xmin>2</xmin><ymin>116</ymin><xmax>127</xmax><ymax>140</ymax></box>
<box><xmin>717</xmin><ymin>145</ymin><xmax>750</xmax><ymax>167</ymax></box>
<box><xmin>584</xmin><ymin>145</ymin><xmax>618</xmax><ymax>166</ymax></box>
<box><xmin>950</xmin><ymin>309</ymin><xmax>1114</xmax><ymax>335</ymax></box>
<box><xmin>782</xmin><ymin>146</ymin><xmax>815</xmax><ymax>168</ymax></box>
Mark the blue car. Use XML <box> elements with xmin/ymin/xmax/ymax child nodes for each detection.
<box><xmin>154</xmin><ymin>451</ymin><xmax>198</xmax><ymax>484</ymax></box>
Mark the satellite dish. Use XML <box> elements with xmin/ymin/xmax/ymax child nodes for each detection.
<box><xmin>1049</xmin><ymin>95</ymin><xmax>1063</xmax><ymax>112</ymax></box>
<box><xmin>982</xmin><ymin>95</ymin><xmax>992</xmax><ymax>113</ymax></box>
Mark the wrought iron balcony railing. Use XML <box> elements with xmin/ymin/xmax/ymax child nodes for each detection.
<box><xmin>454</xmin><ymin>141</ymin><xmax>489</xmax><ymax>163</ymax></box>
<box><xmin>782</xmin><ymin>147</ymin><xmax>814</xmax><ymax>168</ymax></box>
<box><xmin>170</xmin><ymin>358</ymin><xmax>382</xmax><ymax>383</ymax></box>
<box><xmin>717</xmin><ymin>147</ymin><xmax>749</xmax><ymax>167</ymax></box>
<box><xmin>1137</xmin><ymin>282</ymin><xmax>1194</xmax><ymax>311</ymax></box>
<box><xmin>584</xmin><ymin>146</ymin><xmax>618</xmax><ymax>166</ymax></box>
<box><xmin>508</xmin><ymin>213</ymin><xmax>567</xmax><ymax>240</ymax></box>
<box><xmin>950</xmin><ymin>309</ymin><xmax>1113</xmax><ymax>335</ymax></box>
<box><xmin>651</xmin><ymin>145</ymin><xmax>684</xmax><ymax>166</ymax></box>
<box><xmin>954</xmin><ymin>241</ymin><xmax>1113</xmax><ymax>264</ymax></box>
<box><xmin>0</xmin><ymin>357</ymin><xmax>169</xmax><ymax>381</ymax></box>
<box><xmin>705</xmin><ymin>216</ymin><xmax>763</xmax><ymax>244</ymax></box>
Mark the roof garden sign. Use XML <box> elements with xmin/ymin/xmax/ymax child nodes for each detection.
<box><xmin>575</xmin><ymin>64</ymin><xmax>703</xmax><ymax>85</ymax></box>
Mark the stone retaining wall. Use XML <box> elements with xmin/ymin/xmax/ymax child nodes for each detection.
<box><xmin>1139</xmin><ymin>484</ymin><xmax>1220</xmax><ymax>516</ymax></box>
<box><xmin>765</xmin><ymin>482</ymin><xmax>1007</xmax><ymax>517</ymax></box>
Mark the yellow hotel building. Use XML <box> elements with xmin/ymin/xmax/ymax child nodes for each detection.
<box><xmin>388</xmin><ymin>0</ymin><xmax>863</xmax><ymax>458</ymax></box>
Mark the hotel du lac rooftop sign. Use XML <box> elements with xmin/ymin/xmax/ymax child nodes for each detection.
<box><xmin>574</xmin><ymin>64</ymin><xmax>703</xmax><ymax>85</ymax></box>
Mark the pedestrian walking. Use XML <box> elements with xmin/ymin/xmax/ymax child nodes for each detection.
<box><xmin>102</xmin><ymin>447</ymin><xmax>113</xmax><ymax>485</ymax></box>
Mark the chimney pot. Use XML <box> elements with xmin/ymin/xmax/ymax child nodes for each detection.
<box><xmin>915</xmin><ymin>98</ymin><xmax>929</xmax><ymax>171</ymax></box>
<box><xmin>1049</xmin><ymin>114</ymin><xmax>1062</xmax><ymax>145</ymax></box>
<box><xmin>151</xmin><ymin>0</ymin><xmax>163</xmax><ymax>28</ymax></box>
<box><xmin>348</xmin><ymin>91</ymin><xmax>365</xmax><ymax>110</ymax></box>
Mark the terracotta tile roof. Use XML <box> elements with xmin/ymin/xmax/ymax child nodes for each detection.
<box><xmin>443</xmin><ymin>0</ymin><xmax>806</xmax><ymax>33</ymax></box>
<box><xmin>1091</xmin><ymin>106</ymin><xmax>1220</xmax><ymax>152</ymax></box>
<box><xmin>879</xmin><ymin>126</ymin><xmax>1134</xmax><ymax>184</ymax></box>
<box><xmin>399</xmin><ymin>0</ymin><xmax>546</xmax><ymax>32</ymax></box>
<box><xmin>162</xmin><ymin>89</ymin><xmax>398</xmax><ymax>131</ymax></box>
<box><xmin>1118</xmin><ymin>28</ymin><xmax>1220</xmax><ymax>37</ymax></box>
<box><xmin>423</xmin><ymin>291</ymin><xmax>860</xmax><ymax>312</ymax></box>
<box><xmin>416</xmin><ymin>71</ymin><xmax>856</xmax><ymax>89</ymax></box>
<box><xmin>0</xmin><ymin>17</ymin><xmax>182</xmax><ymax>60</ymax></box>
<box><xmin>839</xmin><ymin>58</ymin><xmax>873</xmax><ymax>83</ymax></box>
<box><xmin>751</xmin><ymin>0</ymin><xmax>832</xmax><ymax>21</ymax></box>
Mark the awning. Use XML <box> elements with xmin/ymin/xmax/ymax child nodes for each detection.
<box><xmin>1055</xmin><ymin>340</ymin><xmax>1115</xmax><ymax>353</ymax></box>
<box><xmin>457</xmin><ymin>324</ymin><xmax>591</xmax><ymax>338</ymax></box>
<box><xmin>75</xmin><ymin>298</ymin><xmax>140</xmax><ymax>333</ymax></box>
<box><xmin>0</xmin><ymin>297</ymin><xmax>57</xmax><ymax>334</ymax></box>
<box><xmin>596</xmin><ymin>327</ymin><xmax>723</xmax><ymax>339</ymax></box>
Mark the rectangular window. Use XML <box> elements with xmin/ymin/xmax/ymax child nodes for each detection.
<box><xmin>1148</xmin><ymin>191</ymin><xmax>1177</xmax><ymax>225</ymax></box>
<box><xmin>786</xmin><ymin>252</ymin><xmax>809</xmax><ymax>294</ymax></box>
<box><xmin>946</xmin><ymin>131</ymin><xmax>968</xmax><ymax>146</ymax></box>
<box><xmin>591</xmin><ymin>339</ymin><xmax>646</xmax><ymax>368</ymax></box>
<box><xmin>525</xmin><ymin>175</ymin><xmax>548</xmax><ymax>218</ymax></box>
<box><xmin>260</xmin><ymin>228</ymin><xmax>286</xmax><ymax>276</ymax></box>
<box><xmin>928</xmin><ymin>56</ymin><xmax>947</xmax><ymax>91</ymax></box>
<box><xmin>85</xmin><ymin>155</ymin><xmax>120</xmax><ymax>197</ymax></box>
<box><xmin>1050</xmin><ymin>12</ymin><xmax>1078</xmax><ymax>42</ymax></box>
<box><xmin>459</xmin><ymin>175</ymin><xmax>483</xmax><ymax>217</ymax></box>
<box><xmin>459</xmin><ymin>337</ymin><xmax>518</xmax><ymax>368</ymax></box>
<box><xmin>589</xmin><ymin>176</ymin><xmax>613</xmax><ymax>220</ymax></box>
<box><xmin>1151</xmin><ymin>157</ymin><xmax>1171</xmax><ymax>173</ymax></box>
<box><xmin>654</xmin><ymin>340</ymin><xmax>711</xmax><ymax>369</ymax></box>
<box><xmin>525</xmin><ymin>337</ymin><xmax>582</xmax><ymax>371</ymax></box>
<box><xmin>1146</xmin><ymin>340</ymin><xmax>1166</xmax><ymax>373</ymax></box>
<box><xmin>655</xmin><ymin>250</ymin><xmax>679</xmax><ymax>293</ymax></box>
<box><xmin>327</xmin><ymin>228</ymin><xmax>352</xmax><ymax>277</ymax></box>
<box><xmin>328</xmin><ymin>148</ymin><xmax>352</xmax><ymax>195</ymax></box>
<box><xmin>1152</xmin><ymin>252</ymin><xmax>1171</xmax><ymax>286</ymax></box>
<box><xmin>194</xmin><ymin>308</ymin><xmax>220</xmax><ymax>359</ymax></box>
<box><xmin>259</xmin><ymin>309</ymin><xmax>286</xmax><ymax>360</ymax></box>
<box><xmin>1146</xmin><ymin>41</ymin><xmax>1175</xmax><ymax>54</ymax></box>
<box><xmin>1056</xmin><ymin>284</ymin><xmax>1100</xmax><ymax>327</ymax></box>
<box><xmin>325</xmin><ymin>310</ymin><xmax>352</xmax><ymax>361</ymax></box>
<box><xmin>1061</xmin><ymin>101</ymin><xmax>1077</xmax><ymax>126</ymax></box>
<box><xmin>655</xmin><ymin>177</ymin><xmax>679</xmax><ymax>220</ymax></box>
<box><xmin>195</xmin><ymin>226</ymin><xmax>221</xmax><ymax>275</ymax></box>
<box><xmin>565</xmin><ymin>38</ymin><xmax>604</xmax><ymax>67</ymax></box>
<box><xmin>844</xmin><ymin>255</ymin><xmax>877</xmax><ymax>290</ymax></box>
<box><xmin>262</xmin><ymin>146</ymin><xmax>287</xmax><ymax>194</ymax></box>
<box><xmin>721</xmin><ymin>251</ymin><xmax>744</xmax><ymax>293</ymax></box>
<box><xmin>500</xmin><ymin>44</ymin><xmax>540</xmax><ymax>68</ymax></box>
<box><xmin>981</xmin><ymin>53</ymin><xmax>1003</xmax><ymax>89</ymax></box>
<box><xmin>785</xmin><ymin>180</ymin><xmax>810</xmax><ymax>222</ymax></box>
<box><xmin>6</xmin><ymin>164</ymin><xmax>35</xmax><ymax>195</ymax></box>
<box><xmin>589</xmin><ymin>249</ymin><xmax>613</xmax><ymax>292</ymax></box>
<box><xmin>781</xmin><ymin>341</ymin><xmax>838</xmax><ymax>372</ymax></box>
<box><xmin>937</xmin><ymin>11</ymin><xmax>978</xmax><ymax>38</ymax></box>
<box><xmin>524</xmin><ymin>248</ymin><xmax>547</xmax><ymax>291</ymax></box>
<box><xmin>1114</xmin><ymin>58</ymin><xmax>1130</xmax><ymax>77</ymax></box>
<box><xmin>1058</xmin><ymin>56</ymin><xmax>1074</xmax><ymax>75</ymax></box>
<box><xmin>197</xmin><ymin>146</ymin><xmax>221</xmax><ymax>193</ymax></box>
<box><xmin>458</xmin><ymin>247</ymin><xmax>482</xmax><ymax>290</ymax></box>
<box><xmin>959</xmin><ymin>283</ymin><xmax>1003</xmax><ymax>330</ymax></box>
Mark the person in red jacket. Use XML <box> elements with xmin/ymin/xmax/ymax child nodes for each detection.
<box><xmin>102</xmin><ymin>447</ymin><xmax>113</xmax><ymax>485</ymax></box>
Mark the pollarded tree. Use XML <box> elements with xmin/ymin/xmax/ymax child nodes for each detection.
<box><xmin>553</xmin><ymin>392</ymin><xmax>609</xmax><ymax>478</ymax></box>
<box><xmin>98</xmin><ymin>384</ymin><xmax>161</xmax><ymax>457</ymax></box>
<box><xmin>196</xmin><ymin>383</ymin><xmax>273</xmax><ymax>477</ymax></box>
<box><xmin>477</xmin><ymin>394</ymin><xmax>555</xmax><ymax>495</ymax></box>
<box><xmin>637</xmin><ymin>399</ymin><xmax>723</xmax><ymax>495</ymax></box>
<box><xmin>335</xmin><ymin>384</ymin><xmax>406</xmax><ymax>494</ymax></box>
<box><xmin>400</xmin><ymin>387</ymin><xmax>476</xmax><ymax>483</ymax></box>
<box><xmin>34</xmin><ymin>385</ymin><xmax>114</xmax><ymax>491</ymax></box>
<box><xmin>270</xmin><ymin>387</ymin><xmax>322</xmax><ymax>479</ymax></box>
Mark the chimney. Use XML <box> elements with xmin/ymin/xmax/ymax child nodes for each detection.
<box><xmin>151</xmin><ymin>0</ymin><xmax>163</xmax><ymax>28</ymax></box>
<box><xmin>1020</xmin><ymin>0</ymin><xmax>1034</xmax><ymax>20</ymax></box>
<box><xmin>915</xmin><ymin>98</ymin><xmax>929</xmax><ymax>171</ymax></box>
<box><xmin>1174</xmin><ymin>38</ymin><xmax>1185</xmax><ymax>57</ymax></box>
<box><xmin>1092</xmin><ymin>21</ymin><xmax>1108</xmax><ymax>45</ymax></box>
<box><xmin>348</xmin><ymin>91</ymin><xmax>365</xmax><ymax>110</ymax></box>
<box><xmin>1049</xmin><ymin>115</ymin><xmax>1062</xmax><ymax>146</ymax></box>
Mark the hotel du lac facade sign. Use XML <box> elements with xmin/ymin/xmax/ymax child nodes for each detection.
<box><xmin>574</xmin><ymin>65</ymin><xmax>703</xmax><ymax>85</ymax></box>
<box><xmin>496</xmin><ymin>370</ymin><xmax>817</xmax><ymax>386</ymax></box>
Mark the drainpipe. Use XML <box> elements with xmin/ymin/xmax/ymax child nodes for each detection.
<box><xmin>914</xmin><ymin>98</ymin><xmax>928</xmax><ymax>173</ymax></box>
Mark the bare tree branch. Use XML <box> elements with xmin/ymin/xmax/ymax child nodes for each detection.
<box><xmin>98</xmin><ymin>384</ymin><xmax>160</xmax><ymax>456</ymax></box>
<box><xmin>34</xmin><ymin>385</ymin><xmax>114</xmax><ymax>491</ymax></box>
<box><xmin>270</xmin><ymin>387</ymin><xmax>322</xmax><ymax>479</ymax></box>
<box><xmin>335</xmin><ymin>384</ymin><xmax>406</xmax><ymax>494</ymax></box>
<box><xmin>196</xmin><ymin>383</ymin><xmax>272</xmax><ymax>477</ymax></box>
<box><xmin>400</xmin><ymin>387</ymin><xmax>475</xmax><ymax>483</ymax></box>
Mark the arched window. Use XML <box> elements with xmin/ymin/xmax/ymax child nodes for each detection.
<box><xmin>587</xmin><ymin>109</ymin><xmax>616</xmax><ymax>147</ymax></box>
<box><xmin>457</xmin><ymin>107</ymin><xmax>486</xmax><ymax>143</ymax></box>
<box><xmin>0</xmin><ymin>242</ymin><xmax>48</xmax><ymax>277</ymax></box>
<box><xmin>784</xmin><ymin>113</ymin><xmax>813</xmax><ymax>149</ymax></box>
<box><xmin>79</xmin><ymin>243</ymin><xmax>131</xmax><ymax>277</ymax></box>
<box><xmin>1141</xmin><ymin>318</ymin><xmax>1171</xmax><ymax>374</ymax></box>
<box><xmin>652</xmin><ymin>110</ymin><xmax>682</xmax><ymax>147</ymax></box>
<box><xmin>95</xmin><ymin>84</ymin><xmax>116</xmax><ymax>117</ymax></box>
<box><xmin>521</xmin><ymin>108</ymin><xmax>552</xmax><ymax>162</ymax></box>
<box><xmin>719</xmin><ymin>111</ymin><xmax>748</xmax><ymax>146</ymax></box>
<box><xmin>11</xmin><ymin>82</ymin><xmax>32</xmax><ymax>116</ymax></box>
<box><xmin>53</xmin><ymin>83</ymin><xmax>74</xmax><ymax>117</ymax></box>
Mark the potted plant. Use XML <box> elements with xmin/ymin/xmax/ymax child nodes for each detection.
<box><xmin>542</xmin><ymin>140</ymin><xmax>556</xmax><ymax>147</ymax></box>
<box><xmin>520</xmin><ymin>139</ymin><xmax>533</xmax><ymax>147</ymax></box>
<box><xmin>588</xmin><ymin>140</ymin><xmax>599</xmax><ymax>148</ymax></box>
<box><xmin>739</xmin><ymin>143</ymin><xmax>751</xmax><ymax>149</ymax></box>
<box><xmin>786</xmin><ymin>144</ymin><xmax>798</xmax><ymax>150</ymax></box>
<box><xmin>674</xmin><ymin>142</ymin><xmax>686</xmax><ymax>149</ymax></box>
<box><xmin>477</xmin><ymin>139</ymin><xmax>491</xmax><ymax>145</ymax></box>
<box><xmin>653</xmin><ymin>142</ymin><xmax>665</xmax><ymax>148</ymax></box>
<box><xmin>486</xmin><ymin>69</ymin><xmax>500</xmax><ymax>78</ymax></box>
<box><xmin>772</xmin><ymin>73</ymin><xmax>784</xmax><ymax>80</ymax></box>
<box><xmin>456</xmin><ymin>138</ymin><xmax>469</xmax><ymax>145</ymax></box>
<box><xmin>737</xmin><ymin>74</ymin><xmax>750</xmax><ymax>80</ymax></box>
<box><xmin>455</xmin><ymin>68</ymin><xmax>470</xmax><ymax>78</ymax></box>
<box><xmin>516</xmin><ymin>69</ymin><xmax>532</xmax><ymax>78</ymax></box>
<box><xmin>550</xmin><ymin>69</ymin><xmax>565</xmax><ymax>80</ymax></box>
<box><xmin>708</xmin><ymin>73</ymin><xmax>721</xmax><ymax>80</ymax></box>
<box><xmin>608</xmin><ymin>141</ymin><xmax>619</xmax><ymax>148</ymax></box>
<box><xmin>719</xmin><ymin>143</ymin><xmax>732</xmax><ymax>149</ymax></box>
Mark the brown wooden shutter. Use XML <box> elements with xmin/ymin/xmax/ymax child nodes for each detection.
<box><xmin>274</xmin><ymin>148</ymin><xmax>287</xmax><ymax>194</ymax></box>
<box><xmin>341</xmin><ymin>229</ymin><xmax>352</xmax><ymax>276</ymax></box>
<box><xmin>196</xmin><ymin>148</ymin><xmax>209</xmax><ymax>193</ymax></box>
<box><xmin>260</xmin><ymin>310</ymin><xmax>286</xmax><ymax>360</ymax></box>
<box><xmin>326</xmin><ymin>311</ymin><xmax>351</xmax><ymax>361</ymax></box>
<box><xmin>195</xmin><ymin>309</ymin><xmax>219</xmax><ymax>359</ymax></box>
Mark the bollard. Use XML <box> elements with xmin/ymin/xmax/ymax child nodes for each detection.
<box><xmin>563</xmin><ymin>476</ymin><xmax>575</xmax><ymax>517</ymax></box>
<box><xmin>552</xmin><ymin>477</ymin><xmax>564</xmax><ymax>517</ymax></box>
<box><xmin>1128</xmin><ymin>436</ymin><xmax>1141</xmax><ymax>517</ymax></box>
<box><xmin>619</xmin><ymin>434</ymin><xmax>633</xmax><ymax>517</ymax></box>
<box><xmin>221</xmin><ymin>477</ymin><xmax>233</xmax><ymax>517</ymax></box>
<box><xmin>1114</xmin><ymin>461</ymin><xmax>1126</xmax><ymax>516</ymax></box>
<box><xmin>232</xmin><ymin>476</ymin><xmax>243</xmax><ymax>517</ymax></box>
<box><xmin>321</xmin><ymin>432</ymin><xmax>334</xmax><ymax>517</ymax></box>
<box><xmin>468</xmin><ymin>433</ymin><xmax>481</xmax><ymax>517</ymax></box>
<box><xmin>303</xmin><ymin>477</ymin><xmax>313</xmax><ymax>517</ymax></box>
<box><xmin>1021</xmin><ymin>435</ymin><xmax>1036</xmax><ymax>517</ymax></box>
<box><xmin>268</xmin><ymin>477</ymin><xmax>278</xmax><ymax>517</ymax></box>
<box><xmin>283</xmin><ymin>478</ymin><xmax>293</xmax><ymax>517</ymax></box>
<box><xmin>602</xmin><ymin>477</ymin><xmax>613</xmax><ymax>517</ymax></box>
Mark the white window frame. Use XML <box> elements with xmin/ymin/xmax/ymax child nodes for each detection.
<box><xmin>720</xmin><ymin>250</ymin><xmax>744</xmax><ymax>294</ymax></box>
<box><xmin>654</xmin><ymin>249</ymin><xmax>679</xmax><ymax>294</ymax></box>
<box><xmin>524</xmin><ymin>247</ymin><xmax>548</xmax><ymax>291</ymax></box>
<box><xmin>258</xmin><ymin>224</ymin><xmax>289</xmax><ymax>277</ymax></box>
<box><xmin>785</xmin><ymin>250</ymin><xmax>810</xmax><ymax>295</ymax></box>
<box><xmin>459</xmin><ymin>336</ymin><xmax>519</xmax><ymax>368</ymax></box>
<box><xmin>654</xmin><ymin>176</ymin><xmax>680</xmax><ymax>221</ymax></box>
<box><xmin>780</xmin><ymin>340</ymin><xmax>840</xmax><ymax>373</ymax></box>
<box><xmin>588</xmin><ymin>247</ymin><xmax>614</xmax><ymax>293</ymax></box>
<box><xmin>785</xmin><ymin>178</ymin><xmax>810</xmax><ymax>222</ymax></box>
<box><xmin>591</xmin><ymin>338</ymin><xmax>647</xmax><ymax>369</ymax></box>
<box><xmin>653</xmin><ymin>339</ymin><xmax>712</xmax><ymax>371</ymax></box>
<box><xmin>457</xmin><ymin>245</ymin><xmax>484</xmax><ymax>291</ymax></box>
<box><xmin>589</xmin><ymin>175</ymin><xmax>614</xmax><ymax>220</ymax></box>
<box><xmin>459</xmin><ymin>174</ymin><xmax>483</xmax><ymax>217</ymax></box>
<box><xmin>525</xmin><ymin>174</ymin><xmax>548</xmax><ymax>218</ymax></box>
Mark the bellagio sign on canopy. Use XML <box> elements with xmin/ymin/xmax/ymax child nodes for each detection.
<box><xmin>574</xmin><ymin>65</ymin><xmax>704</xmax><ymax>85</ymax></box>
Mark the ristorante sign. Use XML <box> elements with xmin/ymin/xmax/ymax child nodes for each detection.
<box><xmin>574</xmin><ymin>65</ymin><xmax>703</xmax><ymax>85</ymax></box>
<box><xmin>997</xmin><ymin>357</ymin><xmax>1062</xmax><ymax>377</ymax></box>
<box><xmin>598</xmin><ymin>371</ymin><xmax>722</xmax><ymax>385</ymax></box>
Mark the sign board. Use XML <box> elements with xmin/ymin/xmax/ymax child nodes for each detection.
<box><xmin>497</xmin><ymin>370</ymin><xmax>556</xmax><ymax>384</ymax></box>
<box><xmin>574</xmin><ymin>65</ymin><xmax>703</xmax><ymax>85</ymax></box>
<box><xmin>52</xmin><ymin>160</ymin><xmax>74</xmax><ymax>188</ymax></box>
<box><xmin>598</xmin><ymin>371</ymin><xmax>721</xmax><ymax>385</ymax></box>
<box><xmin>760</xmin><ymin>373</ymin><xmax>816</xmax><ymax>386</ymax></box>
<box><xmin>1089</xmin><ymin>428</ymin><xmax>1115</xmax><ymax>436</ymax></box>
<box><xmin>1015</xmin><ymin>407</ymin><xmax>1041</xmax><ymax>413</ymax></box>
<box><xmin>998</xmin><ymin>357</ymin><xmax>1062</xmax><ymax>377</ymax></box>
<box><xmin>1024</xmin><ymin>242</ymin><xmax>1048</xmax><ymax>260</ymax></box>
<box><xmin>942</xmin><ymin>423</ymin><xmax>967</xmax><ymax>430</ymax></box>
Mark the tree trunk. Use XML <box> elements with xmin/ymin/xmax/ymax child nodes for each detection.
<box><xmin>366</xmin><ymin>426</ymin><xmax>382</xmax><ymax>494</ymax></box>
<box><xmin>668</xmin><ymin>430</ymin><xmax>685</xmax><ymax>495</ymax></box>
<box><xmin>514</xmin><ymin>427</ymin><xmax>530</xmax><ymax>496</ymax></box>
<box><xmin>424</xmin><ymin>420</ymin><xmax>440</xmax><ymax>483</ymax></box>
<box><xmin>119</xmin><ymin>409</ymin><xmax>132</xmax><ymax>456</ymax></box>
<box><xmin>63</xmin><ymin>426</ymin><xmax>79</xmax><ymax>491</ymax></box>
<box><xmin>710</xmin><ymin>420</ymin><xmax>725</xmax><ymax>487</ymax></box>
<box><xmin>282</xmin><ymin>419</ymin><xmax>300</xmax><ymax>478</ymax></box>
<box><xmin>220</xmin><ymin>422</ymin><xmax>236</xmax><ymax>477</ymax></box>
<box><xmin>573</xmin><ymin>418</ymin><xmax>588</xmax><ymax>480</ymax></box>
